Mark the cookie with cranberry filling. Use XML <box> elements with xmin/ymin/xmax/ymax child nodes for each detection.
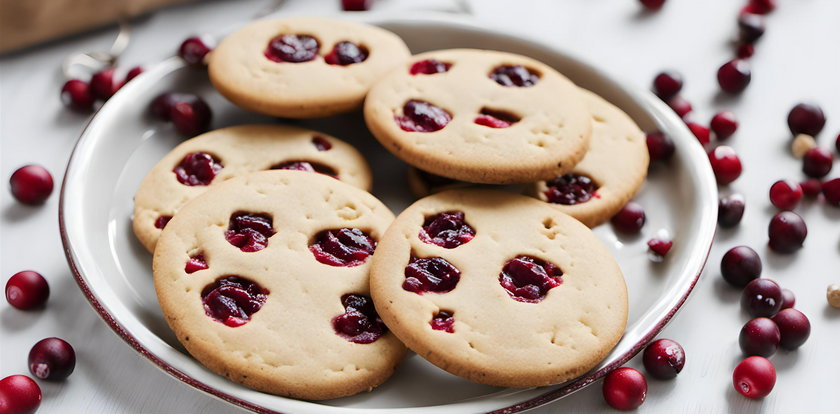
<box><xmin>153</xmin><ymin>170</ymin><xmax>405</xmax><ymax>400</ymax></box>
<box><xmin>208</xmin><ymin>17</ymin><xmax>411</xmax><ymax>118</ymax></box>
<box><xmin>369</xmin><ymin>189</ymin><xmax>627</xmax><ymax>387</ymax></box>
<box><xmin>133</xmin><ymin>124</ymin><xmax>371</xmax><ymax>253</ymax></box>
<box><xmin>364</xmin><ymin>49</ymin><xmax>592</xmax><ymax>184</ymax></box>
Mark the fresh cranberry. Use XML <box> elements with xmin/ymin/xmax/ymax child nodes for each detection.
<box><xmin>395</xmin><ymin>100</ymin><xmax>451</xmax><ymax>132</ymax></box>
<box><xmin>769</xmin><ymin>180</ymin><xmax>803</xmax><ymax>210</ymax></box>
<box><xmin>647</xmin><ymin>238</ymin><xmax>673</xmax><ymax>258</ymax></box>
<box><xmin>28</xmin><ymin>337</ymin><xmax>75</xmax><ymax>380</ymax></box>
<box><xmin>419</xmin><ymin>211</ymin><xmax>475</xmax><ymax>249</ymax></box>
<box><xmin>310</xmin><ymin>228</ymin><xmax>376</xmax><ymax>267</ymax></box>
<box><xmin>89</xmin><ymin>67</ymin><xmax>117</xmax><ymax>100</ymax></box>
<box><xmin>225</xmin><ymin>213</ymin><xmax>275</xmax><ymax>253</ymax></box>
<box><xmin>150</xmin><ymin>92</ymin><xmax>190</xmax><ymax>121</ymax></box>
<box><xmin>544</xmin><ymin>173</ymin><xmax>598</xmax><ymax>205</ymax></box>
<box><xmin>170</xmin><ymin>98</ymin><xmax>212</xmax><ymax>137</ymax></box>
<box><xmin>265</xmin><ymin>34</ymin><xmax>319</xmax><ymax>63</ymax></box>
<box><xmin>185</xmin><ymin>254</ymin><xmax>208</xmax><ymax>274</ymax></box>
<box><xmin>801</xmin><ymin>147</ymin><xmax>833</xmax><ymax>178</ymax></box>
<box><xmin>800</xmin><ymin>178</ymin><xmax>822</xmax><ymax>198</ymax></box>
<box><xmin>9</xmin><ymin>165</ymin><xmax>53</xmax><ymax>205</ymax></box>
<box><xmin>822</xmin><ymin>178</ymin><xmax>840</xmax><ymax>206</ymax></box>
<box><xmin>60</xmin><ymin>79</ymin><xmax>95</xmax><ymax>111</ymax></box>
<box><xmin>271</xmin><ymin>160</ymin><xmax>338</xmax><ymax>177</ymax></box>
<box><xmin>410</xmin><ymin>59</ymin><xmax>451</xmax><ymax>75</ymax></box>
<box><xmin>733</xmin><ymin>356</ymin><xmax>775</xmax><ymax>399</ymax></box>
<box><xmin>772</xmin><ymin>308</ymin><xmax>810</xmax><ymax>350</ymax></box>
<box><xmin>312</xmin><ymin>136</ymin><xmax>332</xmax><ymax>151</ymax></box>
<box><xmin>0</xmin><ymin>375</ymin><xmax>41</xmax><ymax>414</ymax></box>
<box><xmin>638</xmin><ymin>0</ymin><xmax>666</xmax><ymax>11</ymax></box>
<box><xmin>474</xmin><ymin>108</ymin><xmax>519</xmax><ymax>128</ymax></box>
<box><xmin>173</xmin><ymin>152</ymin><xmax>222</xmax><ymax>186</ymax></box>
<box><xmin>125</xmin><ymin>66</ymin><xmax>144</xmax><ymax>82</ymax></box>
<box><xmin>738</xmin><ymin>13</ymin><xmax>766</xmax><ymax>44</ymax></box>
<box><xmin>736</xmin><ymin>43</ymin><xmax>755</xmax><ymax>59</ymax></box>
<box><xmin>780</xmin><ymin>288</ymin><xmax>795</xmax><ymax>309</ymax></box>
<box><xmin>201</xmin><ymin>276</ymin><xmax>268</xmax><ymax>327</ymax></box>
<box><xmin>739</xmin><ymin>318</ymin><xmax>780</xmax><ymax>357</ymax></box>
<box><xmin>710</xmin><ymin>111</ymin><xmax>738</xmax><ymax>140</ymax></box>
<box><xmin>611</xmin><ymin>202</ymin><xmax>646</xmax><ymax>233</ymax></box>
<box><xmin>768</xmin><ymin>211</ymin><xmax>807</xmax><ymax>253</ymax></box>
<box><xmin>403</xmin><ymin>257</ymin><xmax>460</xmax><ymax>294</ymax></box>
<box><xmin>499</xmin><ymin>256</ymin><xmax>562</xmax><ymax>303</ymax></box>
<box><xmin>741</xmin><ymin>278</ymin><xmax>782</xmax><ymax>318</ymax></box>
<box><xmin>489</xmin><ymin>65</ymin><xmax>539</xmax><ymax>87</ymax></box>
<box><xmin>721</xmin><ymin>246</ymin><xmax>762</xmax><ymax>287</ymax></box>
<box><xmin>742</xmin><ymin>0</ymin><xmax>776</xmax><ymax>15</ymax></box>
<box><xmin>708</xmin><ymin>146</ymin><xmax>742</xmax><ymax>185</ymax></box>
<box><xmin>642</xmin><ymin>338</ymin><xmax>685</xmax><ymax>380</ymax></box>
<box><xmin>178</xmin><ymin>36</ymin><xmax>214</xmax><ymax>65</ymax></box>
<box><xmin>325</xmin><ymin>41</ymin><xmax>368</xmax><ymax>65</ymax></box>
<box><xmin>646</xmin><ymin>131</ymin><xmax>676</xmax><ymax>162</ymax></box>
<box><xmin>5</xmin><ymin>271</ymin><xmax>49</xmax><ymax>310</ymax></box>
<box><xmin>154</xmin><ymin>215</ymin><xmax>172</xmax><ymax>229</ymax></box>
<box><xmin>602</xmin><ymin>367</ymin><xmax>647</xmax><ymax>410</ymax></box>
<box><xmin>718</xmin><ymin>193</ymin><xmax>746</xmax><ymax>228</ymax></box>
<box><xmin>341</xmin><ymin>0</ymin><xmax>373</xmax><ymax>11</ymax></box>
<box><xmin>666</xmin><ymin>95</ymin><xmax>692</xmax><ymax>118</ymax></box>
<box><xmin>687</xmin><ymin>122</ymin><xmax>710</xmax><ymax>145</ymax></box>
<box><xmin>787</xmin><ymin>103</ymin><xmax>826</xmax><ymax>136</ymax></box>
<box><xmin>652</xmin><ymin>71</ymin><xmax>683</xmax><ymax>99</ymax></box>
<box><xmin>333</xmin><ymin>294</ymin><xmax>386</xmax><ymax>344</ymax></box>
<box><xmin>717</xmin><ymin>59</ymin><xmax>751</xmax><ymax>93</ymax></box>
<box><xmin>836</xmin><ymin>133</ymin><xmax>840</xmax><ymax>154</ymax></box>
<box><xmin>430</xmin><ymin>311</ymin><xmax>455</xmax><ymax>333</ymax></box>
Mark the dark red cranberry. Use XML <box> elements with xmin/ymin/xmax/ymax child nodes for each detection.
<box><xmin>769</xmin><ymin>180</ymin><xmax>803</xmax><ymax>210</ymax></box>
<box><xmin>178</xmin><ymin>36</ymin><xmax>214</xmax><ymax>65</ymax></box>
<box><xmin>225</xmin><ymin>213</ymin><xmax>275</xmax><ymax>253</ymax></box>
<box><xmin>173</xmin><ymin>152</ymin><xmax>222</xmax><ymax>186</ymax></box>
<box><xmin>736</xmin><ymin>43</ymin><xmax>755</xmax><ymax>59</ymax></box>
<box><xmin>652</xmin><ymin>71</ymin><xmax>682</xmax><ymax>99</ymax></box>
<box><xmin>5</xmin><ymin>271</ymin><xmax>49</xmax><ymax>310</ymax></box>
<box><xmin>780</xmin><ymin>288</ymin><xmax>795</xmax><ymax>309</ymax></box>
<box><xmin>710</xmin><ymin>111</ymin><xmax>738</xmax><ymax>140</ymax></box>
<box><xmin>0</xmin><ymin>375</ymin><xmax>41</xmax><ymax>414</ymax></box>
<box><xmin>489</xmin><ymin>65</ymin><xmax>539</xmax><ymax>87</ymax></box>
<box><xmin>312</xmin><ymin>136</ymin><xmax>332</xmax><ymax>151</ymax></box>
<box><xmin>201</xmin><ymin>276</ymin><xmax>268</xmax><ymax>327</ymax></box>
<box><xmin>430</xmin><ymin>311</ymin><xmax>455</xmax><ymax>333</ymax></box>
<box><xmin>768</xmin><ymin>211</ymin><xmax>807</xmax><ymax>253</ymax></box>
<box><xmin>474</xmin><ymin>108</ymin><xmax>519</xmax><ymax>128</ymax></box>
<box><xmin>642</xmin><ymin>338</ymin><xmax>685</xmax><ymax>380</ymax></box>
<box><xmin>544</xmin><ymin>174</ymin><xmax>598</xmax><ymax>205</ymax></box>
<box><xmin>666</xmin><ymin>95</ymin><xmax>692</xmax><ymax>118</ymax></box>
<box><xmin>647</xmin><ymin>238</ymin><xmax>673</xmax><ymax>258</ymax></box>
<box><xmin>742</xmin><ymin>0</ymin><xmax>776</xmax><ymax>15</ymax></box>
<box><xmin>310</xmin><ymin>228</ymin><xmax>376</xmax><ymax>267</ymax></box>
<box><xmin>708</xmin><ymin>146</ymin><xmax>742</xmax><ymax>185</ymax></box>
<box><xmin>611</xmin><ymin>202</ymin><xmax>646</xmax><ymax>233</ymax></box>
<box><xmin>801</xmin><ymin>147</ymin><xmax>833</xmax><ymax>178</ymax></box>
<box><xmin>836</xmin><ymin>133</ymin><xmax>840</xmax><ymax>154</ymax></box>
<box><xmin>89</xmin><ymin>67</ymin><xmax>117</xmax><ymax>100</ymax></box>
<box><xmin>799</xmin><ymin>178</ymin><xmax>822</xmax><ymax>197</ymax></box>
<box><xmin>739</xmin><ymin>318</ymin><xmax>780</xmax><ymax>357</ymax></box>
<box><xmin>150</xmin><ymin>92</ymin><xmax>189</xmax><ymax>121</ymax></box>
<box><xmin>325</xmin><ymin>41</ymin><xmax>368</xmax><ymax>65</ymax></box>
<box><xmin>718</xmin><ymin>193</ymin><xmax>746</xmax><ymax>228</ymax></box>
<box><xmin>341</xmin><ymin>0</ymin><xmax>373</xmax><ymax>11</ymax></box>
<box><xmin>721</xmin><ymin>246</ymin><xmax>762</xmax><ymax>287</ymax></box>
<box><xmin>125</xmin><ymin>66</ymin><xmax>144</xmax><ymax>82</ymax></box>
<box><xmin>395</xmin><ymin>100</ymin><xmax>451</xmax><ymax>132</ymax></box>
<box><xmin>602</xmin><ymin>367</ymin><xmax>647</xmax><ymax>410</ymax></box>
<box><xmin>403</xmin><ymin>256</ymin><xmax>460</xmax><ymax>294</ymax></box>
<box><xmin>28</xmin><ymin>337</ymin><xmax>75</xmax><ymax>380</ymax></box>
<box><xmin>154</xmin><ymin>215</ymin><xmax>172</xmax><ymax>229</ymax></box>
<box><xmin>170</xmin><ymin>98</ymin><xmax>212</xmax><ymax>137</ymax></box>
<box><xmin>822</xmin><ymin>178</ymin><xmax>840</xmax><ymax>206</ymax></box>
<box><xmin>185</xmin><ymin>254</ymin><xmax>208</xmax><ymax>274</ymax></box>
<box><xmin>687</xmin><ymin>122</ymin><xmax>710</xmax><ymax>145</ymax></box>
<box><xmin>265</xmin><ymin>34</ymin><xmax>319</xmax><ymax>63</ymax></box>
<box><xmin>733</xmin><ymin>356</ymin><xmax>775</xmax><ymax>399</ymax></box>
<box><xmin>499</xmin><ymin>256</ymin><xmax>563</xmax><ymax>303</ymax></box>
<box><xmin>638</xmin><ymin>0</ymin><xmax>666</xmax><ymax>11</ymax></box>
<box><xmin>738</xmin><ymin>13</ymin><xmax>766</xmax><ymax>44</ymax></box>
<box><xmin>60</xmin><ymin>79</ymin><xmax>95</xmax><ymax>111</ymax></box>
<box><xmin>787</xmin><ymin>103</ymin><xmax>826</xmax><ymax>136</ymax></box>
<box><xmin>772</xmin><ymin>308</ymin><xmax>810</xmax><ymax>350</ymax></box>
<box><xmin>333</xmin><ymin>294</ymin><xmax>386</xmax><ymax>344</ymax></box>
<box><xmin>741</xmin><ymin>278</ymin><xmax>782</xmax><ymax>318</ymax></box>
<box><xmin>419</xmin><ymin>211</ymin><xmax>475</xmax><ymax>248</ymax></box>
<box><xmin>646</xmin><ymin>131</ymin><xmax>675</xmax><ymax>162</ymax></box>
<box><xmin>9</xmin><ymin>165</ymin><xmax>53</xmax><ymax>205</ymax></box>
<box><xmin>717</xmin><ymin>59</ymin><xmax>751</xmax><ymax>93</ymax></box>
<box><xmin>410</xmin><ymin>59</ymin><xmax>451</xmax><ymax>75</ymax></box>
<box><xmin>271</xmin><ymin>160</ymin><xmax>338</xmax><ymax>177</ymax></box>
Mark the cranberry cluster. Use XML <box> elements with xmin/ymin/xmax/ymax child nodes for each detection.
<box><xmin>715</xmin><ymin>0</ymin><xmax>778</xmax><ymax>94</ymax></box>
<box><xmin>602</xmin><ymin>337</ymin><xmax>686</xmax><ymax>410</ymax></box>
<box><xmin>149</xmin><ymin>92</ymin><xmax>213</xmax><ymax>137</ymax></box>
<box><xmin>61</xmin><ymin>65</ymin><xmax>144</xmax><ymax>112</ymax></box>
<box><xmin>264</xmin><ymin>34</ymin><xmax>368</xmax><ymax>66</ymax></box>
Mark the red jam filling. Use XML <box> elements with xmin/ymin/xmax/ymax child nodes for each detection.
<box><xmin>201</xmin><ymin>276</ymin><xmax>268</xmax><ymax>327</ymax></box>
<box><xmin>173</xmin><ymin>152</ymin><xmax>222</xmax><ymax>186</ymax></box>
<box><xmin>332</xmin><ymin>294</ymin><xmax>386</xmax><ymax>343</ymax></box>
<box><xmin>403</xmin><ymin>256</ymin><xmax>461</xmax><ymax>294</ymax></box>
<box><xmin>395</xmin><ymin>100</ymin><xmax>452</xmax><ymax>132</ymax></box>
<box><xmin>544</xmin><ymin>173</ymin><xmax>599</xmax><ymax>205</ymax></box>
<box><xmin>430</xmin><ymin>311</ymin><xmax>455</xmax><ymax>333</ymax></box>
<box><xmin>310</xmin><ymin>228</ymin><xmax>376</xmax><ymax>267</ymax></box>
<box><xmin>419</xmin><ymin>211</ymin><xmax>475</xmax><ymax>249</ymax></box>
<box><xmin>224</xmin><ymin>212</ymin><xmax>275</xmax><ymax>252</ymax></box>
<box><xmin>499</xmin><ymin>256</ymin><xmax>563</xmax><ymax>303</ymax></box>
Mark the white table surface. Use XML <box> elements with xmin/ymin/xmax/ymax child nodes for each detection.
<box><xmin>2</xmin><ymin>0</ymin><xmax>838</xmax><ymax>412</ymax></box>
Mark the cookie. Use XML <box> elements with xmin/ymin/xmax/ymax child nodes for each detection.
<box><xmin>528</xmin><ymin>89</ymin><xmax>649</xmax><ymax>227</ymax></box>
<box><xmin>406</xmin><ymin>166</ymin><xmax>473</xmax><ymax>198</ymax></box>
<box><xmin>208</xmin><ymin>17</ymin><xmax>411</xmax><ymax>118</ymax></box>
<box><xmin>153</xmin><ymin>170</ymin><xmax>405</xmax><ymax>400</ymax></box>
<box><xmin>369</xmin><ymin>189</ymin><xmax>628</xmax><ymax>388</ymax></box>
<box><xmin>364</xmin><ymin>49</ymin><xmax>592</xmax><ymax>184</ymax></box>
<box><xmin>133</xmin><ymin>124</ymin><xmax>371</xmax><ymax>253</ymax></box>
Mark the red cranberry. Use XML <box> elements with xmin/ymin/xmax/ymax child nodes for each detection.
<box><xmin>312</xmin><ymin>136</ymin><xmax>332</xmax><ymax>151</ymax></box>
<box><xmin>717</xmin><ymin>59</ymin><xmax>751</xmax><ymax>93</ymax></box>
<box><xmin>171</xmin><ymin>98</ymin><xmax>212</xmax><ymax>137</ymax></box>
<box><xmin>687</xmin><ymin>122</ymin><xmax>710</xmax><ymax>145</ymax></box>
<box><xmin>800</xmin><ymin>178</ymin><xmax>822</xmax><ymax>198</ymax></box>
<box><xmin>499</xmin><ymin>256</ymin><xmax>563</xmax><ymax>303</ymax></box>
<box><xmin>60</xmin><ymin>79</ymin><xmax>95</xmax><ymax>111</ymax></box>
<box><xmin>733</xmin><ymin>356</ymin><xmax>775</xmax><ymax>399</ymax></box>
<box><xmin>771</xmin><ymin>308</ymin><xmax>810</xmax><ymax>350</ymax></box>
<box><xmin>787</xmin><ymin>103</ymin><xmax>826</xmax><ymax>136</ymax></box>
<box><xmin>642</xmin><ymin>338</ymin><xmax>685</xmax><ymax>380</ymax></box>
<box><xmin>741</xmin><ymin>278</ymin><xmax>782</xmax><ymax>318</ymax></box>
<box><xmin>0</xmin><ymin>375</ymin><xmax>41</xmax><ymax>414</ymax></box>
<box><xmin>150</xmin><ymin>92</ymin><xmax>189</xmax><ymax>121</ymax></box>
<box><xmin>638</xmin><ymin>0</ymin><xmax>666</xmax><ymax>11</ymax></box>
<box><xmin>474</xmin><ymin>108</ymin><xmax>519</xmax><ymax>128</ymax></box>
<box><xmin>403</xmin><ymin>256</ymin><xmax>460</xmax><ymax>294</ymax></box>
<box><xmin>739</xmin><ymin>318</ymin><xmax>780</xmax><ymax>357</ymax></box>
<box><xmin>395</xmin><ymin>100</ymin><xmax>451</xmax><ymax>132</ymax></box>
<box><xmin>419</xmin><ymin>211</ymin><xmax>475</xmax><ymax>249</ymax></box>
<box><xmin>489</xmin><ymin>65</ymin><xmax>539</xmax><ymax>87</ymax></box>
<box><xmin>544</xmin><ymin>173</ymin><xmax>598</xmax><ymax>205</ymax></box>
<box><xmin>738</xmin><ymin>13</ymin><xmax>766</xmax><ymax>44</ymax></box>
<box><xmin>173</xmin><ymin>152</ymin><xmax>222</xmax><ymax>186</ymax></box>
<box><xmin>341</xmin><ymin>0</ymin><xmax>373</xmax><ymax>11</ymax></box>
<box><xmin>742</xmin><ymin>0</ymin><xmax>776</xmax><ymax>15</ymax></box>
<box><xmin>801</xmin><ymin>147</ymin><xmax>833</xmax><ymax>178</ymax></box>
<box><xmin>178</xmin><ymin>36</ymin><xmax>214</xmax><ymax>65</ymax></box>
<box><xmin>666</xmin><ymin>95</ymin><xmax>692</xmax><ymax>118</ymax></box>
<box><xmin>647</xmin><ymin>238</ymin><xmax>673</xmax><ymax>258</ymax></box>
<box><xmin>410</xmin><ymin>59</ymin><xmax>451</xmax><ymax>75</ymax></box>
<box><xmin>721</xmin><ymin>246</ymin><xmax>762</xmax><ymax>287</ymax></box>
<box><xmin>646</xmin><ymin>131</ymin><xmax>675</xmax><ymax>162</ymax></box>
<box><xmin>822</xmin><ymin>178</ymin><xmax>840</xmax><ymax>206</ymax></box>
<box><xmin>710</xmin><ymin>111</ymin><xmax>738</xmax><ymax>140</ymax></box>
<box><xmin>265</xmin><ymin>34</ymin><xmax>319</xmax><ymax>63</ymax></box>
<box><xmin>602</xmin><ymin>367</ymin><xmax>647</xmax><ymax>410</ymax></box>
<box><xmin>333</xmin><ymin>294</ymin><xmax>386</xmax><ymax>344</ymax></box>
<box><xmin>201</xmin><ymin>276</ymin><xmax>268</xmax><ymax>327</ymax></box>
<box><xmin>780</xmin><ymin>288</ymin><xmax>795</xmax><ymax>309</ymax></box>
<box><xmin>154</xmin><ymin>215</ymin><xmax>172</xmax><ymax>229</ymax></box>
<box><xmin>89</xmin><ymin>67</ymin><xmax>117</xmax><ymax>100</ymax></box>
<box><xmin>736</xmin><ymin>43</ymin><xmax>755</xmax><ymax>59</ymax></box>
<box><xmin>430</xmin><ymin>311</ymin><xmax>455</xmax><ymax>333</ymax></box>
<box><xmin>652</xmin><ymin>71</ymin><xmax>683</xmax><ymax>99</ymax></box>
<box><xmin>225</xmin><ymin>213</ymin><xmax>275</xmax><ymax>253</ymax></box>
<box><xmin>5</xmin><ymin>271</ymin><xmax>49</xmax><ymax>310</ymax></box>
<box><xmin>718</xmin><ymin>193</ymin><xmax>746</xmax><ymax>228</ymax></box>
<box><xmin>768</xmin><ymin>180</ymin><xmax>803</xmax><ymax>210</ymax></box>
<box><xmin>271</xmin><ymin>160</ymin><xmax>338</xmax><ymax>178</ymax></box>
<box><xmin>125</xmin><ymin>66</ymin><xmax>144</xmax><ymax>82</ymax></box>
<box><xmin>768</xmin><ymin>211</ymin><xmax>807</xmax><ymax>253</ymax></box>
<box><xmin>836</xmin><ymin>133</ymin><xmax>840</xmax><ymax>154</ymax></box>
<box><xmin>611</xmin><ymin>202</ymin><xmax>646</xmax><ymax>233</ymax></box>
<box><xmin>185</xmin><ymin>254</ymin><xmax>208</xmax><ymax>274</ymax></box>
<box><xmin>9</xmin><ymin>165</ymin><xmax>54</xmax><ymax>205</ymax></box>
<box><xmin>708</xmin><ymin>146</ymin><xmax>743</xmax><ymax>185</ymax></box>
<box><xmin>310</xmin><ymin>228</ymin><xmax>376</xmax><ymax>267</ymax></box>
<box><xmin>325</xmin><ymin>41</ymin><xmax>368</xmax><ymax>65</ymax></box>
<box><xmin>28</xmin><ymin>337</ymin><xmax>75</xmax><ymax>380</ymax></box>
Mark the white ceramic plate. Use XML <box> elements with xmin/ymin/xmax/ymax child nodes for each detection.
<box><xmin>59</xmin><ymin>13</ymin><xmax>717</xmax><ymax>414</ymax></box>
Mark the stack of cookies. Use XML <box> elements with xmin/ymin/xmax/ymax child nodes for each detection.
<box><xmin>135</xmin><ymin>16</ymin><xmax>649</xmax><ymax>401</ymax></box>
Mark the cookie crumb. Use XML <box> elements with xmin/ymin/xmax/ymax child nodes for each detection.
<box><xmin>828</xmin><ymin>284</ymin><xmax>840</xmax><ymax>308</ymax></box>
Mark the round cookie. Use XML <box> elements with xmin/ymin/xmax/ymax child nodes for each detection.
<box><xmin>370</xmin><ymin>189</ymin><xmax>628</xmax><ymax>388</ymax></box>
<box><xmin>208</xmin><ymin>17</ymin><xmax>411</xmax><ymax>118</ymax></box>
<box><xmin>528</xmin><ymin>89</ymin><xmax>649</xmax><ymax>227</ymax></box>
<box><xmin>364</xmin><ymin>49</ymin><xmax>592</xmax><ymax>184</ymax></box>
<box><xmin>133</xmin><ymin>124</ymin><xmax>371</xmax><ymax>253</ymax></box>
<box><xmin>153</xmin><ymin>170</ymin><xmax>405</xmax><ymax>400</ymax></box>
<box><xmin>406</xmin><ymin>166</ymin><xmax>473</xmax><ymax>199</ymax></box>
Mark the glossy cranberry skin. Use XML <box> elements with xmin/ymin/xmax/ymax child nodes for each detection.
<box><xmin>779</xmin><ymin>288</ymin><xmax>795</xmax><ymax>309</ymax></box>
<box><xmin>733</xmin><ymin>357</ymin><xmax>775</xmax><ymax>398</ymax></box>
<box><xmin>60</xmin><ymin>79</ymin><xmax>95</xmax><ymax>111</ymax></box>
<box><xmin>836</xmin><ymin>133</ymin><xmax>840</xmax><ymax>154</ymax></box>
<box><xmin>499</xmin><ymin>256</ymin><xmax>563</xmax><ymax>303</ymax></box>
<box><xmin>717</xmin><ymin>59</ymin><xmax>751</xmax><ymax>93</ymax></box>
<box><xmin>710</xmin><ymin>111</ymin><xmax>738</xmax><ymax>140</ymax></box>
<box><xmin>173</xmin><ymin>152</ymin><xmax>222</xmax><ymax>186</ymax></box>
<box><xmin>721</xmin><ymin>246</ymin><xmax>762</xmax><ymax>287</ymax></box>
<box><xmin>310</xmin><ymin>228</ymin><xmax>376</xmax><ymax>267</ymax></box>
<box><xmin>769</xmin><ymin>180</ymin><xmax>803</xmax><ymax>210</ymax></box>
<box><xmin>787</xmin><ymin>103</ymin><xmax>826</xmax><ymax>136</ymax></box>
<box><xmin>5</xmin><ymin>271</ymin><xmax>49</xmax><ymax>310</ymax></box>
<box><xmin>602</xmin><ymin>367</ymin><xmax>647</xmax><ymax>410</ymax></box>
<box><xmin>474</xmin><ymin>114</ymin><xmax>512</xmax><ymax>128</ymax></box>
<box><xmin>430</xmin><ymin>311</ymin><xmax>455</xmax><ymax>333</ymax></box>
<box><xmin>739</xmin><ymin>318</ymin><xmax>779</xmax><ymax>357</ymax></box>
<box><xmin>225</xmin><ymin>213</ymin><xmax>275</xmax><ymax>252</ymax></box>
<box><xmin>395</xmin><ymin>100</ymin><xmax>451</xmax><ymax>132</ymax></box>
<box><xmin>178</xmin><ymin>36</ymin><xmax>213</xmax><ymax>65</ymax></box>
<box><xmin>89</xmin><ymin>67</ymin><xmax>117</xmax><ymax>100</ymax></box>
<box><xmin>312</xmin><ymin>136</ymin><xmax>332</xmax><ymax>151</ymax></box>
<box><xmin>489</xmin><ymin>65</ymin><xmax>539</xmax><ymax>87</ymax></box>
<box><xmin>768</xmin><ymin>211</ymin><xmax>807</xmax><ymax>253</ymax></box>
<box><xmin>201</xmin><ymin>276</ymin><xmax>268</xmax><ymax>327</ymax></box>
<box><xmin>736</xmin><ymin>43</ymin><xmax>755</xmax><ymax>59</ymax></box>
<box><xmin>642</xmin><ymin>338</ymin><xmax>685</xmax><ymax>379</ymax></box>
<box><xmin>154</xmin><ymin>215</ymin><xmax>172</xmax><ymax>229</ymax></box>
<box><xmin>772</xmin><ymin>308</ymin><xmax>810</xmax><ymax>350</ymax></box>
<box><xmin>738</xmin><ymin>13</ymin><xmax>766</xmax><ymax>44</ymax></box>
<box><xmin>410</xmin><ymin>59</ymin><xmax>451</xmax><ymax>75</ymax></box>
<box><xmin>647</xmin><ymin>238</ymin><xmax>673</xmax><ymax>257</ymax></box>
<box><xmin>9</xmin><ymin>165</ymin><xmax>54</xmax><ymax>205</ymax></box>
<box><xmin>742</xmin><ymin>0</ymin><xmax>776</xmax><ymax>15</ymax></box>
<box><xmin>171</xmin><ymin>98</ymin><xmax>212</xmax><ymax>137</ymax></box>
<box><xmin>718</xmin><ymin>193</ymin><xmax>746</xmax><ymax>228</ymax></box>
<box><xmin>801</xmin><ymin>147</ymin><xmax>833</xmax><ymax>178</ymax></box>
<box><xmin>667</xmin><ymin>95</ymin><xmax>692</xmax><ymax>118</ymax></box>
<box><xmin>28</xmin><ymin>337</ymin><xmax>76</xmax><ymax>380</ymax></box>
<box><xmin>652</xmin><ymin>71</ymin><xmax>682</xmax><ymax>99</ymax></box>
<box><xmin>822</xmin><ymin>178</ymin><xmax>840</xmax><ymax>206</ymax></box>
<box><xmin>800</xmin><ymin>178</ymin><xmax>822</xmax><ymax>198</ymax></box>
<box><xmin>125</xmin><ymin>66</ymin><xmax>144</xmax><ymax>82</ymax></box>
<box><xmin>265</xmin><ymin>34</ymin><xmax>319</xmax><ymax>63</ymax></box>
<box><xmin>333</xmin><ymin>294</ymin><xmax>386</xmax><ymax>344</ymax></box>
<box><xmin>611</xmin><ymin>202</ymin><xmax>646</xmax><ymax>233</ymax></box>
<box><xmin>272</xmin><ymin>160</ymin><xmax>337</xmax><ymax>177</ymax></box>
<box><xmin>341</xmin><ymin>0</ymin><xmax>373</xmax><ymax>11</ymax></box>
<box><xmin>0</xmin><ymin>375</ymin><xmax>41</xmax><ymax>414</ymax></box>
<box><xmin>741</xmin><ymin>278</ymin><xmax>782</xmax><ymax>318</ymax></box>
<box><xmin>638</xmin><ymin>0</ymin><xmax>666</xmax><ymax>11</ymax></box>
<box><xmin>646</xmin><ymin>131</ymin><xmax>675</xmax><ymax>162</ymax></box>
<box><xmin>544</xmin><ymin>174</ymin><xmax>598</xmax><ymax>205</ymax></box>
<box><xmin>687</xmin><ymin>122</ymin><xmax>710</xmax><ymax>146</ymax></box>
<box><xmin>150</xmin><ymin>92</ymin><xmax>184</xmax><ymax>121</ymax></box>
<box><xmin>419</xmin><ymin>211</ymin><xmax>475</xmax><ymax>248</ymax></box>
<box><xmin>403</xmin><ymin>256</ymin><xmax>461</xmax><ymax>294</ymax></box>
<box><xmin>708</xmin><ymin>146</ymin><xmax>742</xmax><ymax>185</ymax></box>
<box><xmin>325</xmin><ymin>41</ymin><xmax>368</xmax><ymax>65</ymax></box>
<box><xmin>185</xmin><ymin>254</ymin><xmax>208</xmax><ymax>274</ymax></box>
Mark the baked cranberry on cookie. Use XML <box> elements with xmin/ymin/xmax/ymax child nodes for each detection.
<box><xmin>364</xmin><ymin>49</ymin><xmax>592</xmax><ymax>184</ymax></box>
<box><xmin>153</xmin><ymin>171</ymin><xmax>405</xmax><ymax>400</ymax></box>
<box><xmin>208</xmin><ymin>17</ymin><xmax>411</xmax><ymax>118</ymax></box>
